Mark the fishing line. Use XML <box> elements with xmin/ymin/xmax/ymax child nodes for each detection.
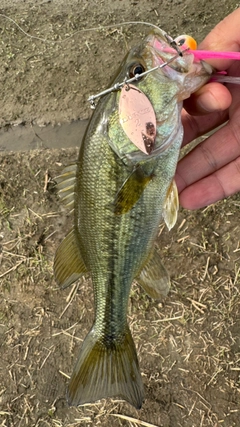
<box><xmin>2</xmin><ymin>12</ymin><xmax>240</xmax><ymax>92</ymax></box>
<box><xmin>0</xmin><ymin>14</ymin><xmax>163</xmax><ymax>45</ymax></box>
<box><xmin>2</xmin><ymin>13</ymin><xmax>240</xmax><ymax>63</ymax></box>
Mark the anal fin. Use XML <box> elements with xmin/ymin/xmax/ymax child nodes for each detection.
<box><xmin>136</xmin><ymin>247</ymin><xmax>170</xmax><ymax>298</ymax></box>
<box><xmin>54</xmin><ymin>228</ymin><xmax>88</xmax><ymax>289</ymax></box>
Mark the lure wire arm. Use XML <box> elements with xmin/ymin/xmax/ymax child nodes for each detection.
<box><xmin>88</xmin><ymin>49</ymin><xmax>189</xmax><ymax>109</ymax></box>
<box><xmin>163</xmin><ymin>32</ymin><xmax>184</xmax><ymax>56</ymax></box>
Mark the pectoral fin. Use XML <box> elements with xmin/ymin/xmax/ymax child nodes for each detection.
<box><xmin>114</xmin><ymin>166</ymin><xmax>153</xmax><ymax>215</ymax></box>
<box><xmin>136</xmin><ymin>247</ymin><xmax>170</xmax><ymax>298</ymax></box>
<box><xmin>54</xmin><ymin>228</ymin><xmax>88</xmax><ymax>289</ymax></box>
<box><xmin>162</xmin><ymin>179</ymin><xmax>179</xmax><ymax>231</ymax></box>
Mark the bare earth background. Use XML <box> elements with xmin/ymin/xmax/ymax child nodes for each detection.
<box><xmin>0</xmin><ymin>1</ymin><xmax>240</xmax><ymax>426</ymax></box>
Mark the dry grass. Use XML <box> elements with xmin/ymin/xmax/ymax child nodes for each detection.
<box><xmin>0</xmin><ymin>150</ymin><xmax>239</xmax><ymax>427</ymax></box>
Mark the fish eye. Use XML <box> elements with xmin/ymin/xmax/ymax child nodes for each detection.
<box><xmin>129</xmin><ymin>63</ymin><xmax>145</xmax><ymax>78</ymax></box>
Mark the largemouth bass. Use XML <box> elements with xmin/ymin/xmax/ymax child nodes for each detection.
<box><xmin>54</xmin><ymin>28</ymin><xmax>212</xmax><ymax>409</ymax></box>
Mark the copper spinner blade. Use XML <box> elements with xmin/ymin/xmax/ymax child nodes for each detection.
<box><xmin>119</xmin><ymin>84</ymin><xmax>156</xmax><ymax>155</ymax></box>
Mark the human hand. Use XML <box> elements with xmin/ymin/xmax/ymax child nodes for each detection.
<box><xmin>175</xmin><ymin>8</ymin><xmax>240</xmax><ymax>210</ymax></box>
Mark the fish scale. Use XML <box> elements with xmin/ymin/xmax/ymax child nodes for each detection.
<box><xmin>54</xmin><ymin>27</ymin><xmax>213</xmax><ymax>409</ymax></box>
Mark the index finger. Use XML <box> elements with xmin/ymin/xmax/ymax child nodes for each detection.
<box><xmin>198</xmin><ymin>8</ymin><xmax>240</xmax><ymax>70</ymax></box>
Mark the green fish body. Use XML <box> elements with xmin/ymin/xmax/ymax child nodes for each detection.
<box><xmin>54</xmin><ymin>28</ymin><xmax>212</xmax><ymax>409</ymax></box>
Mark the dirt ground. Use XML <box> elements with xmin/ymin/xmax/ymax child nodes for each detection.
<box><xmin>0</xmin><ymin>1</ymin><xmax>240</xmax><ymax>426</ymax></box>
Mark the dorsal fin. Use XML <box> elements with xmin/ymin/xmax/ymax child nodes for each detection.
<box><xmin>55</xmin><ymin>164</ymin><xmax>77</xmax><ymax>211</ymax></box>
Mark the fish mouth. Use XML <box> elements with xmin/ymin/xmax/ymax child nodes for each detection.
<box><xmin>146</xmin><ymin>30</ymin><xmax>196</xmax><ymax>75</ymax></box>
<box><xmin>145</xmin><ymin>30</ymin><xmax>212</xmax><ymax>87</ymax></box>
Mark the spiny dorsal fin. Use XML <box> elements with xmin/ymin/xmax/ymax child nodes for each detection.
<box><xmin>55</xmin><ymin>164</ymin><xmax>77</xmax><ymax>211</ymax></box>
<box><xmin>136</xmin><ymin>247</ymin><xmax>170</xmax><ymax>298</ymax></box>
<box><xmin>162</xmin><ymin>179</ymin><xmax>179</xmax><ymax>231</ymax></box>
<box><xmin>54</xmin><ymin>228</ymin><xmax>88</xmax><ymax>289</ymax></box>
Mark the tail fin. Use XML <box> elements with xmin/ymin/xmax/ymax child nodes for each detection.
<box><xmin>67</xmin><ymin>326</ymin><xmax>144</xmax><ymax>409</ymax></box>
